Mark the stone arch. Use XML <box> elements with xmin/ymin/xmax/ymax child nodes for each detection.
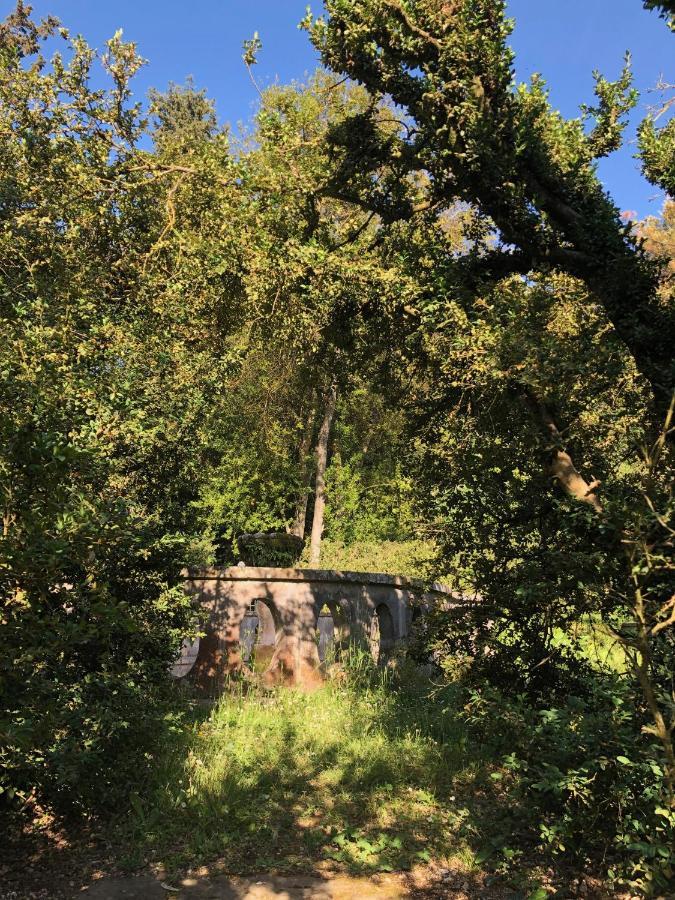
<box><xmin>170</xmin><ymin>636</ymin><xmax>201</xmax><ymax>679</ymax></box>
<box><xmin>316</xmin><ymin>603</ymin><xmax>334</xmax><ymax>663</ymax></box>
<box><xmin>238</xmin><ymin>597</ymin><xmax>281</xmax><ymax>673</ymax></box>
<box><xmin>183</xmin><ymin>567</ymin><xmax>458</xmax><ymax>691</ymax></box>
<box><xmin>410</xmin><ymin>603</ymin><xmax>424</xmax><ymax>632</ymax></box>
<box><xmin>370</xmin><ymin>602</ymin><xmax>395</xmax><ymax>665</ymax></box>
<box><xmin>313</xmin><ymin>597</ymin><xmax>351</xmax><ymax>663</ymax></box>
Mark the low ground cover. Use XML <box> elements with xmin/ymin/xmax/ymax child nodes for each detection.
<box><xmin>5</xmin><ymin>646</ymin><xmax>672</xmax><ymax>898</ymax></box>
<box><xmin>116</xmin><ymin>662</ymin><xmax>478</xmax><ymax>879</ymax></box>
<box><xmin>99</xmin><ymin>648</ymin><xmax>671</xmax><ymax>897</ymax></box>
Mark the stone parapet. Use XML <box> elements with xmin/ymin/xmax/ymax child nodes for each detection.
<box><xmin>179</xmin><ymin>566</ymin><xmax>458</xmax><ymax>693</ymax></box>
<box><xmin>185</xmin><ymin>566</ymin><xmax>455</xmax><ymax>596</ymax></box>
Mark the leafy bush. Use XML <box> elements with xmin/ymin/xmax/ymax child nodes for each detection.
<box><xmin>0</xmin><ymin>11</ymin><xmax>217</xmax><ymax>814</ymax></box>
<box><xmin>462</xmin><ymin>680</ymin><xmax>675</xmax><ymax>895</ymax></box>
<box><xmin>308</xmin><ymin>539</ymin><xmax>438</xmax><ymax>578</ymax></box>
<box><xmin>1</xmin><ymin>593</ymin><xmax>190</xmax><ymax>812</ymax></box>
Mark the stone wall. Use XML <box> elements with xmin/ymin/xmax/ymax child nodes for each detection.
<box><xmin>179</xmin><ymin>567</ymin><xmax>454</xmax><ymax>691</ymax></box>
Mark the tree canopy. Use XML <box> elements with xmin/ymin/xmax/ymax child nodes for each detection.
<box><xmin>643</xmin><ymin>0</ymin><xmax>675</xmax><ymax>30</ymax></box>
<box><xmin>304</xmin><ymin>0</ymin><xmax>674</xmax><ymax>410</ymax></box>
<box><xmin>1</xmin><ymin>2</ymin><xmax>673</xmax><ymax>891</ymax></box>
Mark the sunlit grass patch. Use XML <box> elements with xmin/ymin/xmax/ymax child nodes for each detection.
<box><xmin>116</xmin><ymin>667</ymin><xmax>479</xmax><ymax>877</ymax></box>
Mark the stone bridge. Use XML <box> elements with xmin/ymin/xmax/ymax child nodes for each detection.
<box><xmin>174</xmin><ymin>567</ymin><xmax>454</xmax><ymax>691</ymax></box>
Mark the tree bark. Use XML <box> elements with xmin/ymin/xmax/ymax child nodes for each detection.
<box><xmin>522</xmin><ymin>390</ymin><xmax>603</xmax><ymax>514</ymax></box>
<box><xmin>309</xmin><ymin>384</ymin><xmax>338</xmax><ymax>566</ymax></box>
<box><xmin>290</xmin><ymin>396</ymin><xmax>317</xmax><ymax>539</ymax></box>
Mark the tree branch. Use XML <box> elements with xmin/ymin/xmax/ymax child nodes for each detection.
<box><xmin>522</xmin><ymin>389</ymin><xmax>603</xmax><ymax>514</ymax></box>
<box><xmin>382</xmin><ymin>0</ymin><xmax>442</xmax><ymax>49</ymax></box>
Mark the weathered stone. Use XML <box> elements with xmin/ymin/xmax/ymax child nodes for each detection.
<box><xmin>183</xmin><ymin>567</ymin><xmax>459</xmax><ymax>692</ymax></box>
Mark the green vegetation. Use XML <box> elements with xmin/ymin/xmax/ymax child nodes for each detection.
<box><xmin>119</xmin><ymin>663</ymin><xmax>473</xmax><ymax>878</ymax></box>
<box><xmin>1</xmin><ymin>1</ymin><xmax>673</xmax><ymax>896</ymax></box>
<box><xmin>305</xmin><ymin>540</ymin><xmax>439</xmax><ymax>580</ymax></box>
<box><xmin>105</xmin><ymin>652</ymin><xmax>671</xmax><ymax>896</ymax></box>
<box><xmin>643</xmin><ymin>1</ymin><xmax>675</xmax><ymax>32</ymax></box>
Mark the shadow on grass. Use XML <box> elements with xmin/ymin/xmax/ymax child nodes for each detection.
<box><xmin>5</xmin><ymin>665</ymin><xmax>595</xmax><ymax>898</ymax></box>
<box><xmin>99</xmin><ymin>666</ymin><xmax>565</xmax><ymax>898</ymax></box>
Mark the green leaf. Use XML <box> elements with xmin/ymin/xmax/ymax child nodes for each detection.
<box><xmin>129</xmin><ymin>792</ymin><xmax>144</xmax><ymax>820</ymax></box>
<box><xmin>527</xmin><ymin>889</ymin><xmax>548</xmax><ymax>900</ymax></box>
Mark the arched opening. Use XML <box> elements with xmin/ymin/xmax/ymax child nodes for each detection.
<box><xmin>370</xmin><ymin>603</ymin><xmax>395</xmax><ymax>665</ymax></box>
<box><xmin>239</xmin><ymin>599</ymin><xmax>278</xmax><ymax>672</ymax></box>
<box><xmin>170</xmin><ymin>636</ymin><xmax>201</xmax><ymax>679</ymax></box>
<box><xmin>314</xmin><ymin>599</ymin><xmax>350</xmax><ymax>665</ymax></box>
<box><xmin>317</xmin><ymin>603</ymin><xmax>335</xmax><ymax>663</ymax></box>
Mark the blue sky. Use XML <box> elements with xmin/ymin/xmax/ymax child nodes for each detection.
<box><xmin>10</xmin><ymin>0</ymin><xmax>673</xmax><ymax>218</ymax></box>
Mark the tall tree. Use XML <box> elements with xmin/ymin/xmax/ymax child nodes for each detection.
<box><xmin>0</xmin><ymin>4</ymin><xmax>236</xmax><ymax>811</ymax></box>
<box><xmin>304</xmin><ymin>1</ymin><xmax>674</xmax><ymax>410</ymax></box>
<box><xmin>309</xmin><ymin>383</ymin><xmax>338</xmax><ymax>565</ymax></box>
<box><xmin>148</xmin><ymin>77</ymin><xmax>218</xmax><ymax>149</ymax></box>
<box><xmin>192</xmin><ymin>71</ymin><xmax>422</xmax><ymax>556</ymax></box>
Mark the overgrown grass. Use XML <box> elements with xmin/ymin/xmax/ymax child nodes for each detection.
<box><xmin>108</xmin><ymin>647</ymin><xmax>669</xmax><ymax>896</ymax></box>
<box><xmin>301</xmin><ymin>539</ymin><xmax>442</xmax><ymax>580</ymax></box>
<box><xmin>117</xmin><ymin>657</ymin><xmax>482</xmax><ymax>878</ymax></box>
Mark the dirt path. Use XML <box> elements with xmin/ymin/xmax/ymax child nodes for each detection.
<box><xmin>4</xmin><ymin>820</ymin><xmax>506</xmax><ymax>900</ymax></box>
<box><xmin>83</xmin><ymin>872</ymin><xmax>424</xmax><ymax>899</ymax></box>
<box><xmin>74</xmin><ymin>870</ymin><xmax>492</xmax><ymax>899</ymax></box>
<box><xmin>6</xmin><ymin>861</ymin><xmax>500</xmax><ymax>899</ymax></box>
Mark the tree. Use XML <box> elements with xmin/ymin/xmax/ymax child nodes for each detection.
<box><xmin>193</xmin><ymin>71</ymin><xmax>423</xmax><ymax>560</ymax></box>
<box><xmin>637</xmin><ymin>1</ymin><xmax>674</xmax><ymax>194</ymax></box>
<box><xmin>638</xmin><ymin>110</ymin><xmax>675</xmax><ymax>198</ymax></box>
<box><xmin>643</xmin><ymin>0</ymin><xmax>675</xmax><ymax>30</ymax></box>
<box><xmin>636</xmin><ymin>201</ymin><xmax>675</xmax><ymax>294</ymax></box>
<box><xmin>304</xmin><ymin>1</ymin><xmax>674</xmax><ymax>410</ymax></box>
<box><xmin>309</xmin><ymin>383</ymin><xmax>338</xmax><ymax>565</ymax></box>
<box><xmin>0</xmin><ymin>5</ymin><xmax>236</xmax><ymax>811</ymax></box>
<box><xmin>148</xmin><ymin>77</ymin><xmax>218</xmax><ymax>149</ymax></box>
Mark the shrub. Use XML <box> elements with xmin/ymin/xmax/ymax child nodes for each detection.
<box><xmin>462</xmin><ymin>680</ymin><xmax>675</xmax><ymax>895</ymax></box>
<box><xmin>0</xmin><ymin>10</ymin><xmax>210</xmax><ymax>815</ymax></box>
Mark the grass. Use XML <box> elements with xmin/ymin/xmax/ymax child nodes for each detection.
<box><xmin>14</xmin><ymin>643</ymin><xmax>647</xmax><ymax>897</ymax></box>
<box><xmin>104</xmin><ymin>639</ymin><xmax>647</xmax><ymax>896</ymax></box>
<box><xmin>116</xmin><ymin>655</ymin><xmax>484</xmax><ymax>878</ymax></box>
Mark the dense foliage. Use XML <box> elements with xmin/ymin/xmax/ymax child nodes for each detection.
<box><xmin>643</xmin><ymin>0</ymin><xmax>675</xmax><ymax>30</ymax></box>
<box><xmin>0</xmin><ymin>8</ymin><xmax>233</xmax><ymax>810</ymax></box>
<box><xmin>1</xmin><ymin>1</ymin><xmax>673</xmax><ymax>894</ymax></box>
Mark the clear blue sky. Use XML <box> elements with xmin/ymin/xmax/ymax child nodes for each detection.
<box><xmin>10</xmin><ymin>0</ymin><xmax>673</xmax><ymax>218</ymax></box>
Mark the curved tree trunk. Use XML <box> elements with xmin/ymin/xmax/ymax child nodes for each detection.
<box><xmin>522</xmin><ymin>390</ymin><xmax>603</xmax><ymax>514</ymax></box>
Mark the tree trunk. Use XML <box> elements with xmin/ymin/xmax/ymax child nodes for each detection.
<box><xmin>523</xmin><ymin>391</ymin><xmax>603</xmax><ymax>514</ymax></box>
<box><xmin>290</xmin><ymin>396</ymin><xmax>317</xmax><ymax>539</ymax></box>
<box><xmin>309</xmin><ymin>384</ymin><xmax>338</xmax><ymax>567</ymax></box>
